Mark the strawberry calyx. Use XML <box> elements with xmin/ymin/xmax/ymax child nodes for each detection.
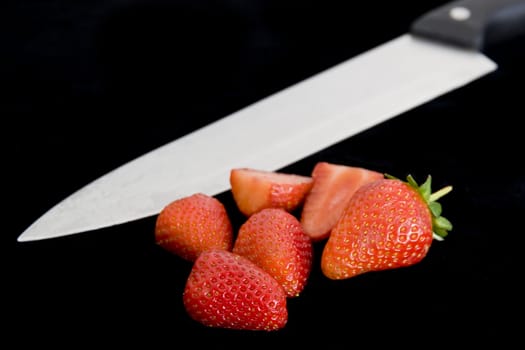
<box><xmin>385</xmin><ymin>174</ymin><xmax>453</xmax><ymax>241</ymax></box>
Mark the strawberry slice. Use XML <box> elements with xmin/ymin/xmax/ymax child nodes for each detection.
<box><xmin>155</xmin><ymin>193</ymin><xmax>233</xmax><ymax>261</ymax></box>
<box><xmin>233</xmin><ymin>208</ymin><xmax>313</xmax><ymax>297</ymax></box>
<box><xmin>230</xmin><ymin>167</ymin><xmax>313</xmax><ymax>216</ymax></box>
<box><xmin>183</xmin><ymin>249</ymin><xmax>288</xmax><ymax>331</ymax></box>
<box><xmin>300</xmin><ymin>162</ymin><xmax>383</xmax><ymax>241</ymax></box>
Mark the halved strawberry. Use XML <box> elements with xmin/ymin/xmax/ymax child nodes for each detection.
<box><xmin>233</xmin><ymin>208</ymin><xmax>313</xmax><ymax>297</ymax></box>
<box><xmin>229</xmin><ymin>167</ymin><xmax>313</xmax><ymax>216</ymax></box>
<box><xmin>300</xmin><ymin>162</ymin><xmax>384</xmax><ymax>241</ymax></box>
<box><xmin>183</xmin><ymin>249</ymin><xmax>288</xmax><ymax>331</ymax></box>
<box><xmin>155</xmin><ymin>193</ymin><xmax>233</xmax><ymax>261</ymax></box>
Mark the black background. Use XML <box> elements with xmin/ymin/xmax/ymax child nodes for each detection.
<box><xmin>4</xmin><ymin>0</ymin><xmax>524</xmax><ymax>346</ymax></box>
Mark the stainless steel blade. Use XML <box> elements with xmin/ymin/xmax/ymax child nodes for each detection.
<box><xmin>17</xmin><ymin>33</ymin><xmax>496</xmax><ymax>242</ymax></box>
<box><xmin>23</xmin><ymin>0</ymin><xmax>525</xmax><ymax>242</ymax></box>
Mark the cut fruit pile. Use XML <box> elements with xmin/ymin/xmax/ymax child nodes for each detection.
<box><xmin>154</xmin><ymin>161</ymin><xmax>453</xmax><ymax>331</ymax></box>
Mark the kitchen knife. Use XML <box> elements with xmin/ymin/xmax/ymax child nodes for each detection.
<box><xmin>17</xmin><ymin>0</ymin><xmax>525</xmax><ymax>242</ymax></box>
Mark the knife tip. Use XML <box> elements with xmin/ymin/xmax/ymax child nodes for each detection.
<box><xmin>17</xmin><ymin>228</ymin><xmax>43</xmax><ymax>242</ymax></box>
<box><xmin>17</xmin><ymin>233</ymin><xmax>33</xmax><ymax>242</ymax></box>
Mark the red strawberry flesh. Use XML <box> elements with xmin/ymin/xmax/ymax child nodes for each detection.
<box><xmin>230</xmin><ymin>168</ymin><xmax>313</xmax><ymax>216</ymax></box>
<box><xmin>300</xmin><ymin>162</ymin><xmax>383</xmax><ymax>241</ymax></box>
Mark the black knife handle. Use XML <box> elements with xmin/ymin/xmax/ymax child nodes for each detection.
<box><xmin>410</xmin><ymin>0</ymin><xmax>525</xmax><ymax>50</ymax></box>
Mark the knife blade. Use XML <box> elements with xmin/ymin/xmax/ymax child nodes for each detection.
<box><xmin>17</xmin><ymin>0</ymin><xmax>525</xmax><ymax>242</ymax></box>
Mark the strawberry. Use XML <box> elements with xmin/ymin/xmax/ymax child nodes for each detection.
<box><xmin>155</xmin><ymin>193</ymin><xmax>233</xmax><ymax>261</ymax></box>
<box><xmin>321</xmin><ymin>174</ymin><xmax>453</xmax><ymax>280</ymax></box>
<box><xmin>233</xmin><ymin>208</ymin><xmax>313</xmax><ymax>297</ymax></box>
<box><xmin>229</xmin><ymin>167</ymin><xmax>313</xmax><ymax>216</ymax></box>
<box><xmin>300</xmin><ymin>162</ymin><xmax>384</xmax><ymax>241</ymax></box>
<box><xmin>183</xmin><ymin>249</ymin><xmax>288</xmax><ymax>331</ymax></box>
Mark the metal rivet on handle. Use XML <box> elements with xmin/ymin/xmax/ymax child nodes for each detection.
<box><xmin>449</xmin><ymin>6</ymin><xmax>471</xmax><ymax>21</ymax></box>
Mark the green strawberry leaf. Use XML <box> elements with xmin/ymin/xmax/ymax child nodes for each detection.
<box><xmin>428</xmin><ymin>201</ymin><xmax>442</xmax><ymax>217</ymax></box>
<box><xmin>417</xmin><ymin>175</ymin><xmax>432</xmax><ymax>202</ymax></box>
<box><xmin>434</xmin><ymin>215</ymin><xmax>453</xmax><ymax>231</ymax></box>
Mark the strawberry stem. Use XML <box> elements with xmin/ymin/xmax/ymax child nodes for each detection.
<box><xmin>429</xmin><ymin>185</ymin><xmax>453</xmax><ymax>202</ymax></box>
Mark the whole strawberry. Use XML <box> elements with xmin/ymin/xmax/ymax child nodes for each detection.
<box><xmin>233</xmin><ymin>208</ymin><xmax>313</xmax><ymax>297</ymax></box>
<box><xmin>155</xmin><ymin>193</ymin><xmax>233</xmax><ymax>261</ymax></box>
<box><xmin>321</xmin><ymin>174</ymin><xmax>452</xmax><ymax>280</ymax></box>
<box><xmin>183</xmin><ymin>249</ymin><xmax>288</xmax><ymax>331</ymax></box>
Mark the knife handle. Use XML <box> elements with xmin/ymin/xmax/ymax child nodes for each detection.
<box><xmin>410</xmin><ymin>0</ymin><xmax>525</xmax><ymax>50</ymax></box>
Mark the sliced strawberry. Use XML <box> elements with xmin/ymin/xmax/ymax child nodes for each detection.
<box><xmin>300</xmin><ymin>162</ymin><xmax>384</xmax><ymax>241</ymax></box>
<box><xmin>183</xmin><ymin>249</ymin><xmax>288</xmax><ymax>331</ymax></box>
<box><xmin>233</xmin><ymin>208</ymin><xmax>313</xmax><ymax>297</ymax></box>
<box><xmin>229</xmin><ymin>167</ymin><xmax>313</xmax><ymax>217</ymax></box>
<box><xmin>155</xmin><ymin>193</ymin><xmax>233</xmax><ymax>261</ymax></box>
